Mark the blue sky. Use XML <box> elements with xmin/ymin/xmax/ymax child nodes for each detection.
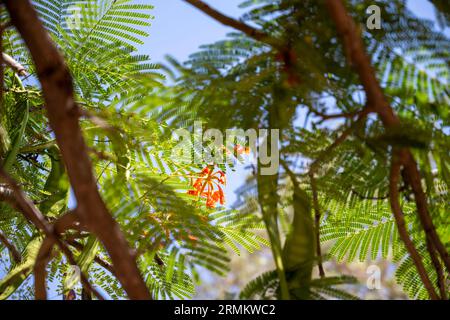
<box><xmin>146</xmin><ymin>0</ymin><xmax>440</xmax><ymax>63</ymax></box>
<box><xmin>142</xmin><ymin>0</ymin><xmax>244</xmax><ymax>63</ymax></box>
<box><xmin>142</xmin><ymin>0</ymin><xmax>252</xmax><ymax>205</ymax></box>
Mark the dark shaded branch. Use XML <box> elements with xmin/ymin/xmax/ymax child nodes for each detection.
<box><xmin>0</xmin><ymin>184</ymin><xmax>16</xmax><ymax>204</ymax></box>
<box><xmin>3</xmin><ymin>0</ymin><xmax>150</xmax><ymax>299</ymax></box>
<box><xmin>0</xmin><ymin>232</ymin><xmax>21</xmax><ymax>263</ymax></box>
<box><xmin>351</xmin><ymin>185</ymin><xmax>409</xmax><ymax>201</ymax></box>
<box><xmin>426</xmin><ymin>234</ymin><xmax>448</xmax><ymax>299</ymax></box>
<box><xmin>389</xmin><ymin>153</ymin><xmax>438</xmax><ymax>299</ymax></box>
<box><xmin>1</xmin><ymin>19</ymin><xmax>4</xmax><ymax>103</ymax></box>
<box><xmin>400</xmin><ymin>164</ymin><xmax>447</xmax><ymax>299</ymax></box>
<box><xmin>19</xmin><ymin>140</ymin><xmax>56</xmax><ymax>154</ymax></box>
<box><xmin>401</xmin><ymin>151</ymin><xmax>450</xmax><ymax>273</ymax></box>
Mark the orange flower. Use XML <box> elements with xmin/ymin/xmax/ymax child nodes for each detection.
<box><xmin>188</xmin><ymin>234</ymin><xmax>198</xmax><ymax>242</ymax></box>
<box><xmin>187</xmin><ymin>166</ymin><xmax>226</xmax><ymax>209</ymax></box>
<box><xmin>234</xmin><ymin>144</ymin><xmax>251</xmax><ymax>155</ymax></box>
<box><xmin>187</xmin><ymin>189</ymin><xmax>199</xmax><ymax>196</ymax></box>
<box><xmin>201</xmin><ymin>167</ymin><xmax>211</xmax><ymax>176</ymax></box>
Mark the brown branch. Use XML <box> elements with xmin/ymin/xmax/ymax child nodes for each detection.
<box><xmin>326</xmin><ymin>0</ymin><xmax>449</xmax><ymax>277</ymax></box>
<box><xmin>325</xmin><ymin>0</ymin><xmax>399</xmax><ymax>128</ymax></box>
<box><xmin>309</xmin><ymin>173</ymin><xmax>325</xmax><ymax>278</ymax></box>
<box><xmin>398</xmin><ymin>150</ymin><xmax>447</xmax><ymax>300</ymax></box>
<box><xmin>350</xmin><ymin>186</ymin><xmax>409</xmax><ymax>201</ymax></box>
<box><xmin>2</xmin><ymin>53</ymin><xmax>27</xmax><ymax>76</ymax></box>
<box><xmin>34</xmin><ymin>232</ymin><xmax>104</xmax><ymax>300</ymax></box>
<box><xmin>34</xmin><ymin>236</ymin><xmax>54</xmax><ymax>300</ymax></box>
<box><xmin>0</xmin><ymin>168</ymin><xmax>50</xmax><ymax>232</ymax></box>
<box><xmin>0</xmin><ymin>20</ymin><xmax>13</xmax><ymax>101</ymax></box>
<box><xmin>181</xmin><ymin>0</ymin><xmax>279</xmax><ymax>47</ymax></box>
<box><xmin>0</xmin><ymin>169</ymin><xmax>103</xmax><ymax>300</ymax></box>
<box><xmin>0</xmin><ymin>231</ymin><xmax>21</xmax><ymax>263</ymax></box>
<box><xmin>401</xmin><ymin>152</ymin><xmax>450</xmax><ymax>273</ymax></box>
<box><xmin>308</xmin><ymin>107</ymin><xmax>365</xmax><ymax>124</ymax></box>
<box><xmin>1</xmin><ymin>18</ymin><xmax>4</xmax><ymax>103</ymax></box>
<box><xmin>3</xmin><ymin>0</ymin><xmax>150</xmax><ymax>300</ymax></box>
<box><xmin>427</xmin><ymin>235</ymin><xmax>448</xmax><ymax>299</ymax></box>
<box><xmin>34</xmin><ymin>234</ymin><xmax>104</xmax><ymax>300</ymax></box>
<box><xmin>389</xmin><ymin>153</ymin><xmax>439</xmax><ymax>300</ymax></box>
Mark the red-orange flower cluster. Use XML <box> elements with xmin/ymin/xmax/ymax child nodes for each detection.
<box><xmin>234</xmin><ymin>144</ymin><xmax>250</xmax><ymax>155</ymax></box>
<box><xmin>187</xmin><ymin>166</ymin><xmax>226</xmax><ymax>208</ymax></box>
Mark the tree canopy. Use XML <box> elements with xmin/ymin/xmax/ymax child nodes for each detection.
<box><xmin>0</xmin><ymin>0</ymin><xmax>448</xmax><ymax>300</ymax></box>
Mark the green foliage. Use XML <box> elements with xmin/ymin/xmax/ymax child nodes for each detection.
<box><xmin>169</xmin><ymin>0</ymin><xmax>449</xmax><ymax>300</ymax></box>
<box><xmin>0</xmin><ymin>237</ymin><xmax>42</xmax><ymax>300</ymax></box>
<box><xmin>0</xmin><ymin>0</ymin><xmax>448</xmax><ymax>300</ymax></box>
<box><xmin>0</xmin><ymin>0</ymin><xmax>269</xmax><ymax>300</ymax></box>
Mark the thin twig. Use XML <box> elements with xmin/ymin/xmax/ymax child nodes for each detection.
<box><xmin>0</xmin><ymin>231</ymin><xmax>21</xmax><ymax>263</ymax></box>
<box><xmin>181</xmin><ymin>0</ymin><xmax>279</xmax><ymax>47</ymax></box>
<box><xmin>308</xmin><ymin>107</ymin><xmax>365</xmax><ymax>124</ymax></box>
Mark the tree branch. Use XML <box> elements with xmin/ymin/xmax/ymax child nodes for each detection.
<box><xmin>0</xmin><ymin>168</ymin><xmax>50</xmax><ymax>232</ymax></box>
<box><xmin>34</xmin><ymin>236</ymin><xmax>55</xmax><ymax>300</ymax></box>
<box><xmin>398</xmin><ymin>150</ymin><xmax>447</xmax><ymax>300</ymax></box>
<box><xmin>0</xmin><ymin>232</ymin><xmax>21</xmax><ymax>263</ymax></box>
<box><xmin>308</xmin><ymin>107</ymin><xmax>365</xmax><ymax>124</ymax></box>
<box><xmin>401</xmin><ymin>151</ymin><xmax>450</xmax><ymax>273</ymax></box>
<box><xmin>3</xmin><ymin>0</ymin><xmax>150</xmax><ymax>300</ymax></box>
<box><xmin>0</xmin><ymin>184</ymin><xmax>16</xmax><ymax>204</ymax></box>
<box><xmin>181</xmin><ymin>0</ymin><xmax>279</xmax><ymax>47</ymax></box>
<box><xmin>34</xmin><ymin>213</ymin><xmax>104</xmax><ymax>300</ymax></box>
<box><xmin>389</xmin><ymin>153</ymin><xmax>439</xmax><ymax>300</ymax></box>
<box><xmin>325</xmin><ymin>0</ymin><xmax>399</xmax><ymax>128</ymax></box>
<box><xmin>2</xmin><ymin>53</ymin><xmax>27</xmax><ymax>76</ymax></box>
<box><xmin>326</xmin><ymin>0</ymin><xmax>449</xmax><ymax>276</ymax></box>
<box><xmin>0</xmin><ymin>169</ymin><xmax>103</xmax><ymax>300</ymax></box>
